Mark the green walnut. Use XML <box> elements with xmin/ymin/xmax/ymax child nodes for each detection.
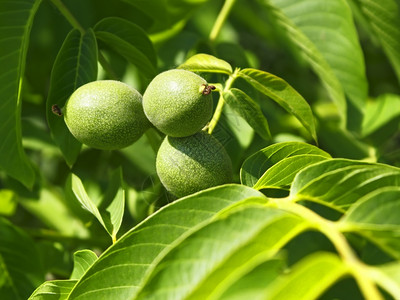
<box><xmin>64</xmin><ymin>80</ymin><xmax>150</xmax><ymax>150</ymax></box>
<box><xmin>156</xmin><ymin>131</ymin><xmax>233</xmax><ymax>198</ymax></box>
<box><xmin>143</xmin><ymin>69</ymin><xmax>214</xmax><ymax>137</ymax></box>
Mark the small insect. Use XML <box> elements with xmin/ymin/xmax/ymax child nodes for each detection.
<box><xmin>52</xmin><ymin>104</ymin><xmax>63</xmax><ymax>116</ymax></box>
<box><xmin>201</xmin><ymin>84</ymin><xmax>216</xmax><ymax>95</ymax></box>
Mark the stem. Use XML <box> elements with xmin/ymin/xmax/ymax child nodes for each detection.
<box><xmin>50</xmin><ymin>0</ymin><xmax>85</xmax><ymax>33</ymax></box>
<box><xmin>270</xmin><ymin>199</ymin><xmax>383</xmax><ymax>300</ymax></box>
<box><xmin>208</xmin><ymin>69</ymin><xmax>239</xmax><ymax>134</ymax></box>
<box><xmin>209</xmin><ymin>0</ymin><xmax>237</xmax><ymax>42</ymax></box>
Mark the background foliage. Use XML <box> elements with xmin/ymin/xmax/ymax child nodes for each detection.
<box><xmin>1</xmin><ymin>0</ymin><xmax>400</xmax><ymax>299</ymax></box>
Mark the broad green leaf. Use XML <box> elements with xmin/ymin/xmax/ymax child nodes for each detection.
<box><xmin>69</xmin><ymin>169</ymin><xmax>125</xmax><ymax>242</ymax></box>
<box><xmin>253</xmin><ymin>154</ymin><xmax>330</xmax><ymax>190</ymax></box>
<box><xmin>0</xmin><ymin>217</ymin><xmax>44</xmax><ymax>299</ymax></box>
<box><xmin>223</xmin><ymin>88</ymin><xmax>270</xmax><ymax>140</ymax></box>
<box><xmin>46</xmin><ymin>29</ymin><xmax>98</xmax><ymax>166</ymax></box>
<box><xmin>0</xmin><ymin>0</ymin><xmax>41</xmax><ymax>187</ymax></box>
<box><xmin>238</xmin><ymin>68</ymin><xmax>317</xmax><ymax>141</ymax></box>
<box><xmin>354</xmin><ymin>0</ymin><xmax>400</xmax><ymax>83</ymax></box>
<box><xmin>291</xmin><ymin>159</ymin><xmax>400</xmax><ymax>212</ymax></box>
<box><xmin>136</xmin><ymin>206</ymin><xmax>309</xmax><ymax>300</ymax></box>
<box><xmin>370</xmin><ymin>261</ymin><xmax>400</xmax><ymax>298</ymax></box>
<box><xmin>178</xmin><ymin>53</ymin><xmax>233</xmax><ymax>74</ymax></box>
<box><xmin>266</xmin><ymin>252</ymin><xmax>348</xmax><ymax>300</ymax></box>
<box><xmin>241</xmin><ymin>142</ymin><xmax>331</xmax><ymax>187</ymax></box>
<box><xmin>28</xmin><ymin>280</ymin><xmax>77</xmax><ymax>300</ymax></box>
<box><xmin>362</xmin><ymin>94</ymin><xmax>400</xmax><ymax>137</ymax></box>
<box><xmin>339</xmin><ymin>187</ymin><xmax>400</xmax><ymax>259</ymax></box>
<box><xmin>94</xmin><ymin>17</ymin><xmax>157</xmax><ymax>79</ymax></box>
<box><xmin>68</xmin><ymin>185</ymin><xmax>265</xmax><ymax>300</ymax></box>
<box><xmin>70</xmin><ymin>250</ymin><xmax>98</xmax><ymax>280</ymax></box>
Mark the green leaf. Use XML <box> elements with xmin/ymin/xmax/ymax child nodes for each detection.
<box><xmin>135</xmin><ymin>205</ymin><xmax>309</xmax><ymax>300</ymax></box>
<box><xmin>223</xmin><ymin>88</ymin><xmax>270</xmax><ymax>140</ymax></box>
<box><xmin>266</xmin><ymin>252</ymin><xmax>348</xmax><ymax>299</ymax></box>
<box><xmin>354</xmin><ymin>0</ymin><xmax>400</xmax><ymax>83</ymax></box>
<box><xmin>0</xmin><ymin>217</ymin><xmax>44</xmax><ymax>299</ymax></box>
<box><xmin>94</xmin><ymin>17</ymin><xmax>157</xmax><ymax>79</ymax></box>
<box><xmin>370</xmin><ymin>261</ymin><xmax>400</xmax><ymax>298</ymax></box>
<box><xmin>238</xmin><ymin>68</ymin><xmax>317</xmax><ymax>141</ymax></box>
<box><xmin>253</xmin><ymin>154</ymin><xmax>330</xmax><ymax>190</ymax></box>
<box><xmin>241</xmin><ymin>142</ymin><xmax>331</xmax><ymax>187</ymax></box>
<box><xmin>0</xmin><ymin>0</ymin><xmax>41</xmax><ymax>187</ymax></box>
<box><xmin>46</xmin><ymin>29</ymin><xmax>98</xmax><ymax>166</ymax></box>
<box><xmin>70</xmin><ymin>250</ymin><xmax>98</xmax><ymax>280</ymax></box>
<box><xmin>178</xmin><ymin>53</ymin><xmax>233</xmax><ymax>74</ymax></box>
<box><xmin>340</xmin><ymin>187</ymin><xmax>400</xmax><ymax>259</ymax></box>
<box><xmin>362</xmin><ymin>94</ymin><xmax>400</xmax><ymax>137</ymax></box>
<box><xmin>28</xmin><ymin>280</ymin><xmax>77</xmax><ymax>300</ymax></box>
<box><xmin>69</xmin><ymin>169</ymin><xmax>125</xmax><ymax>241</ymax></box>
<box><xmin>68</xmin><ymin>185</ymin><xmax>265</xmax><ymax>300</ymax></box>
<box><xmin>291</xmin><ymin>159</ymin><xmax>400</xmax><ymax>212</ymax></box>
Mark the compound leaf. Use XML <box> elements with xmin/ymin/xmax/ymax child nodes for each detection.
<box><xmin>179</xmin><ymin>53</ymin><xmax>233</xmax><ymax>74</ymax></box>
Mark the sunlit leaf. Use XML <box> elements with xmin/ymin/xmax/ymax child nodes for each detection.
<box><xmin>28</xmin><ymin>280</ymin><xmax>77</xmax><ymax>300</ymax></box>
<box><xmin>223</xmin><ymin>88</ymin><xmax>270</xmax><ymax>140</ymax></box>
<box><xmin>370</xmin><ymin>261</ymin><xmax>400</xmax><ymax>298</ymax></box>
<box><xmin>46</xmin><ymin>29</ymin><xmax>98</xmax><ymax>166</ymax></box>
<box><xmin>94</xmin><ymin>17</ymin><xmax>156</xmax><ymax>79</ymax></box>
<box><xmin>238</xmin><ymin>68</ymin><xmax>317</xmax><ymax>141</ymax></box>
<box><xmin>68</xmin><ymin>185</ymin><xmax>265</xmax><ymax>299</ymax></box>
<box><xmin>179</xmin><ymin>53</ymin><xmax>233</xmax><ymax>74</ymax></box>
<box><xmin>70</xmin><ymin>250</ymin><xmax>98</xmax><ymax>280</ymax></box>
<box><xmin>241</xmin><ymin>142</ymin><xmax>330</xmax><ymax>187</ymax></box>
<box><xmin>0</xmin><ymin>0</ymin><xmax>41</xmax><ymax>187</ymax></box>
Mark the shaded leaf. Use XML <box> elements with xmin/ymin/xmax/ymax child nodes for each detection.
<box><xmin>0</xmin><ymin>217</ymin><xmax>44</xmax><ymax>299</ymax></box>
<box><xmin>46</xmin><ymin>29</ymin><xmax>98</xmax><ymax>166</ymax></box>
<box><xmin>354</xmin><ymin>0</ymin><xmax>400</xmax><ymax>83</ymax></box>
<box><xmin>223</xmin><ymin>88</ymin><xmax>270</xmax><ymax>140</ymax></box>
<box><xmin>291</xmin><ymin>159</ymin><xmax>400</xmax><ymax>212</ymax></box>
<box><xmin>238</xmin><ymin>68</ymin><xmax>317</xmax><ymax>141</ymax></box>
<box><xmin>178</xmin><ymin>53</ymin><xmax>233</xmax><ymax>74</ymax></box>
<box><xmin>28</xmin><ymin>280</ymin><xmax>77</xmax><ymax>300</ymax></box>
<box><xmin>253</xmin><ymin>154</ymin><xmax>330</xmax><ymax>190</ymax></box>
<box><xmin>68</xmin><ymin>185</ymin><xmax>265</xmax><ymax>300</ymax></box>
<box><xmin>70</xmin><ymin>250</ymin><xmax>98</xmax><ymax>280</ymax></box>
<box><xmin>0</xmin><ymin>0</ymin><xmax>41</xmax><ymax>187</ymax></box>
<box><xmin>94</xmin><ymin>17</ymin><xmax>156</xmax><ymax>79</ymax></box>
<box><xmin>135</xmin><ymin>205</ymin><xmax>309</xmax><ymax>300</ymax></box>
<box><xmin>241</xmin><ymin>142</ymin><xmax>330</xmax><ymax>187</ymax></box>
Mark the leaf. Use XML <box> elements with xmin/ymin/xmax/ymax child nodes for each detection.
<box><xmin>339</xmin><ymin>187</ymin><xmax>400</xmax><ymax>259</ymax></box>
<box><xmin>0</xmin><ymin>0</ymin><xmax>41</xmax><ymax>187</ymax></box>
<box><xmin>94</xmin><ymin>17</ymin><xmax>157</xmax><ymax>79</ymax></box>
<box><xmin>238</xmin><ymin>68</ymin><xmax>317</xmax><ymax>141</ymax></box>
<box><xmin>135</xmin><ymin>205</ymin><xmax>309</xmax><ymax>300</ymax></box>
<box><xmin>370</xmin><ymin>261</ymin><xmax>400</xmax><ymax>298</ymax></box>
<box><xmin>266</xmin><ymin>252</ymin><xmax>348</xmax><ymax>299</ymax></box>
<box><xmin>241</xmin><ymin>142</ymin><xmax>331</xmax><ymax>187</ymax></box>
<box><xmin>68</xmin><ymin>185</ymin><xmax>265</xmax><ymax>300</ymax></box>
<box><xmin>354</xmin><ymin>0</ymin><xmax>400</xmax><ymax>83</ymax></box>
<box><xmin>0</xmin><ymin>217</ymin><xmax>44</xmax><ymax>299</ymax></box>
<box><xmin>290</xmin><ymin>159</ymin><xmax>400</xmax><ymax>212</ymax></box>
<box><xmin>253</xmin><ymin>154</ymin><xmax>330</xmax><ymax>190</ymax></box>
<box><xmin>28</xmin><ymin>280</ymin><xmax>77</xmax><ymax>300</ymax></box>
<box><xmin>178</xmin><ymin>53</ymin><xmax>233</xmax><ymax>74</ymax></box>
<box><xmin>362</xmin><ymin>94</ymin><xmax>400</xmax><ymax>137</ymax></box>
<box><xmin>46</xmin><ymin>29</ymin><xmax>98</xmax><ymax>166</ymax></box>
<box><xmin>223</xmin><ymin>88</ymin><xmax>270</xmax><ymax>140</ymax></box>
<box><xmin>70</xmin><ymin>250</ymin><xmax>98</xmax><ymax>280</ymax></box>
<box><xmin>69</xmin><ymin>169</ymin><xmax>125</xmax><ymax>242</ymax></box>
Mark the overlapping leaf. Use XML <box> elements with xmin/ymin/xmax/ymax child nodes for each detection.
<box><xmin>70</xmin><ymin>250</ymin><xmax>98</xmax><ymax>280</ymax></box>
<box><xmin>46</xmin><ymin>29</ymin><xmax>98</xmax><ymax>166</ymax></box>
<box><xmin>370</xmin><ymin>261</ymin><xmax>400</xmax><ymax>297</ymax></box>
<box><xmin>241</xmin><ymin>142</ymin><xmax>331</xmax><ymax>187</ymax></box>
<box><xmin>135</xmin><ymin>205</ymin><xmax>309</xmax><ymax>300</ymax></box>
<box><xmin>291</xmin><ymin>159</ymin><xmax>400</xmax><ymax>212</ymax></box>
<box><xmin>28</xmin><ymin>280</ymin><xmax>77</xmax><ymax>300</ymax></box>
<box><xmin>178</xmin><ymin>53</ymin><xmax>233</xmax><ymax>74</ymax></box>
<box><xmin>238</xmin><ymin>68</ymin><xmax>317</xmax><ymax>141</ymax></box>
<box><xmin>94</xmin><ymin>17</ymin><xmax>156</xmax><ymax>79</ymax></box>
<box><xmin>68</xmin><ymin>185</ymin><xmax>265</xmax><ymax>300</ymax></box>
<box><xmin>0</xmin><ymin>0</ymin><xmax>41</xmax><ymax>187</ymax></box>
